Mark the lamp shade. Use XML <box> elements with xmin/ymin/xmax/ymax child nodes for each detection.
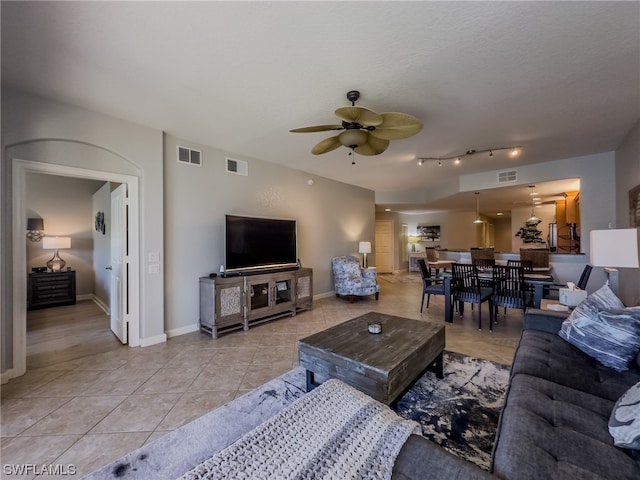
<box><xmin>42</xmin><ymin>236</ymin><xmax>71</xmax><ymax>250</ymax></box>
<box><xmin>27</xmin><ymin>218</ymin><xmax>44</xmax><ymax>231</ymax></box>
<box><xmin>358</xmin><ymin>241</ymin><xmax>372</xmax><ymax>254</ymax></box>
<box><xmin>590</xmin><ymin>228</ymin><xmax>639</xmax><ymax>268</ymax></box>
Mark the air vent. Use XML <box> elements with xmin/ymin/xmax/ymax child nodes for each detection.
<box><xmin>226</xmin><ymin>157</ymin><xmax>248</xmax><ymax>176</ymax></box>
<box><xmin>177</xmin><ymin>146</ymin><xmax>202</xmax><ymax>166</ymax></box>
<box><xmin>497</xmin><ymin>170</ymin><xmax>518</xmax><ymax>183</ymax></box>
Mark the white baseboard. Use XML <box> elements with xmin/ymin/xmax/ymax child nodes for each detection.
<box><xmin>92</xmin><ymin>295</ymin><xmax>110</xmax><ymax>315</ymax></box>
<box><xmin>139</xmin><ymin>333</ymin><xmax>167</xmax><ymax>347</ymax></box>
<box><xmin>314</xmin><ymin>291</ymin><xmax>336</xmax><ymax>300</ymax></box>
<box><xmin>76</xmin><ymin>294</ymin><xmax>93</xmax><ymax>301</ymax></box>
<box><xmin>1</xmin><ymin>368</ymin><xmax>16</xmax><ymax>384</ymax></box>
<box><xmin>166</xmin><ymin>323</ymin><xmax>200</xmax><ymax>338</ymax></box>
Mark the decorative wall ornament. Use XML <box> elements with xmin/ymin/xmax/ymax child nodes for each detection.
<box><xmin>515</xmin><ymin>218</ymin><xmax>545</xmax><ymax>244</ymax></box>
<box><xmin>257</xmin><ymin>186</ymin><xmax>283</xmax><ymax>210</ymax></box>
<box><xmin>95</xmin><ymin>211</ymin><xmax>106</xmax><ymax>235</ymax></box>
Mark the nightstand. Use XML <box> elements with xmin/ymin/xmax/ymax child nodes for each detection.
<box><xmin>28</xmin><ymin>270</ymin><xmax>76</xmax><ymax>310</ymax></box>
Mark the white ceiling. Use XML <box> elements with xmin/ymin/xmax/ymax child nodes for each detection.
<box><xmin>2</xmin><ymin>1</ymin><xmax>638</xmax><ymax>214</ymax></box>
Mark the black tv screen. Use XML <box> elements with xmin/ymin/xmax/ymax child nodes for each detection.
<box><xmin>225</xmin><ymin>215</ymin><xmax>297</xmax><ymax>273</ymax></box>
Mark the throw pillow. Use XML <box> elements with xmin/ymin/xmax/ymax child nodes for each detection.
<box><xmin>609</xmin><ymin>381</ymin><xmax>640</xmax><ymax>449</ymax></box>
<box><xmin>559</xmin><ymin>308</ymin><xmax>640</xmax><ymax>372</ymax></box>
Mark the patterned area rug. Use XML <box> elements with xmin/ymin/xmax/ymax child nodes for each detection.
<box><xmin>395</xmin><ymin>351</ymin><xmax>510</xmax><ymax>470</ymax></box>
<box><xmin>87</xmin><ymin>352</ymin><xmax>509</xmax><ymax>479</ymax></box>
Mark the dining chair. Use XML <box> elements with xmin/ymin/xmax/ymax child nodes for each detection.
<box><xmin>507</xmin><ymin>259</ymin><xmax>533</xmax><ymax>273</ymax></box>
<box><xmin>491</xmin><ymin>265</ymin><xmax>528</xmax><ymax>331</ymax></box>
<box><xmin>470</xmin><ymin>247</ymin><xmax>495</xmax><ymax>263</ymax></box>
<box><xmin>417</xmin><ymin>259</ymin><xmax>445</xmax><ymax>312</ymax></box>
<box><xmin>451</xmin><ymin>263</ymin><xmax>493</xmax><ymax>330</ymax></box>
<box><xmin>519</xmin><ymin>248</ymin><xmax>550</xmax><ymax>270</ymax></box>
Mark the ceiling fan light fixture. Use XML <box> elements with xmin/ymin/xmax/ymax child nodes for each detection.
<box><xmin>339</xmin><ymin>129</ymin><xmax>368</xmax><ymax>148</ymax></box>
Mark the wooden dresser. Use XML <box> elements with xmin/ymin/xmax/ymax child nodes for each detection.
<box><xmin>28</xmin><ymin>270</ymin><xmax>76</xmax><ymax>310</ymax></box>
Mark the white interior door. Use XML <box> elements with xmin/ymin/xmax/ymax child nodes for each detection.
<box><xmin>375</xmin><ymin>219</ymin><xmax>394</xmax><ymax>273</ymax></box>
<box><xmin>110</xmin><ymin>184</ymin><xmax>128</xmax><ymax>343</ymax></box>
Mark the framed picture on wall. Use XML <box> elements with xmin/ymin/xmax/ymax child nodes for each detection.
<box><xmin>417</xmin><ymin>225</ymin><xmax>441</xmax><ymax>242</ymax></box>
<box><xmin>630</xmin><ymin>184</ymin><xmax>640</xmax><ymax>227</ymax></box>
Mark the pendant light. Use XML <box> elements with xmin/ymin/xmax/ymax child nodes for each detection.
<box><xmin>473</xmin><ymin>192</ymin><xmax>484</xmax><ymax>224</ymax></box>
<box><xmin>527</xmin><ymin>185</ymin><xmax>540</xmax><ymax>222</ymax></box>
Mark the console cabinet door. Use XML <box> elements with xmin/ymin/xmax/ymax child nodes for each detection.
<box><xmin>246</xmin><ymin>272</ymin><xmax>296</xmax><ymax>320</ymax></box>
<box><xmin>296</xmin><ymin>268</ymin><xmax>313</xmax><ymax>311</ymax></box>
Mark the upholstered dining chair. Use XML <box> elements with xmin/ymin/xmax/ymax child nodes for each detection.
<box><xmin>490</xmin><ymin>265</ymin><xmax>528</xmax><ymax>331</ymax></box>
<box><xmin>507</xmin><ymin>259</ymin><xmax>533</xmax><ymax>273</ymax></box>
<box><xmin>417</xmin><ymin>259</ymin><xmax>445</xmax><ymax>312</ymax></box>
<box><xmin>519</xmin><ymin>248</ymin><xmax>550</xmax><ymax>271</ymax></box>
<box><xmin>451</xmin><ymin>263</ymin><xmax>493</xmax><ymax>330</ymax></box>
<box><xmin>470</xmin><ymin>247</ymin><xmax>495</xmax><ymax>263</ymax></box>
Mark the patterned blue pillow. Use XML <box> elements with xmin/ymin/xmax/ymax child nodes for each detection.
<box><xmin>559</xmin><ymin>309</ymin><xmax>640</xmax><ymax>372</ymax></box>
<box><xmin>609</xmin><ymin>381</ymin><xmax>640</xmax><ymax>449</ymax></box>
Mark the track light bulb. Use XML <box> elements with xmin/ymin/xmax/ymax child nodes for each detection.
<box><xmin>418</xmin><ymin>159</ymin><xmax>424</xmax><ymax>166</ymax></box>
<box><xmin>438</xmin><ymin>160</ymin><xmax>442</xmax><ymax>166</ymax></box>
<box><xmin>510</xmin><ymin>148</ymin><xmax>520</xmax><ymax>158</ymax></box>
<box><xmin>454</xmin><ymin>157</ymin><xmax>461</xmax><ymax>165</ymax></box>
<box><xmin>489</xmin><ymin>151</ymin><xmax>493</xmax><ymax>157</ymax></box>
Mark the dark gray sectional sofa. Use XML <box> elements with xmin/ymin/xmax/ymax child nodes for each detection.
<box><xmin>392</xmin><ymin>308</ymin><xmax>640</xmax><ymax>480</ymax></box>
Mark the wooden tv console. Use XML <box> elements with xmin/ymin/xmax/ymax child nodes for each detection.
<box><xmin>199</xmin><ymin>267</ymin><xmax>313</xmax><ymax>338</ymax></box>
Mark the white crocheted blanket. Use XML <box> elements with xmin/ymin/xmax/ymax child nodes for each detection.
<box><xmin>178</xmin><ymin>379</ymin><xmax>420</xmax><ymax>480</ymax></box>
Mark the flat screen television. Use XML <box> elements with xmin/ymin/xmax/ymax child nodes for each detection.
<box><xmin>225</xmin><ymin>215</ymin><xmax>298</xmax><ymax>273</ymax></box>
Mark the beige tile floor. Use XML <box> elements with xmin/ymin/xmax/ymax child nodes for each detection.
<box><xmin>1</xmin><ymin>272</ymin><xmax>524</xmax><ymax>478</ymax></box>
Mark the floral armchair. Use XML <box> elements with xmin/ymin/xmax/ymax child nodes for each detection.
<box><xmin>331</xmin><ymin>255</ymin><xmax>380</xmax><ymax>303</ymax></box>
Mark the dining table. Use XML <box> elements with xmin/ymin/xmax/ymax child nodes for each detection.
<box><xmin>440</xmin><ymin>270</ymin><xmax>554</xmax><ymax>323</ymax></box>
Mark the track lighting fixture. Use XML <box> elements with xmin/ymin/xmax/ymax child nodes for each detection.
<box><xmin>417</xmin><ymin>145</ymin><xmax>521</xmax><ymax>166</ymax></box>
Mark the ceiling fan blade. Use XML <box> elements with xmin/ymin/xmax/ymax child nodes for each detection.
<box><xmin>354</xmin><ymin>134</ymin><xmax>390</xmax><ymax>156</ymax></box>
<box><xmin>311</xmin><ymin>135</ymin><xmax>342</xmax><ymax>155</ymax></box>
<box><xmin>369</xmin><ymin>112</ymin><xmax>423</xmax><ymax>140</ymax></box>
<box><xmin>290</xmin><ymin>124</ymin><xmax>343</xmax><ymax>133</ymax></box>
<box><xmin>335</xmin><ymin>106</ymin><xmax>383</xmax><ymax>126</ymax></box>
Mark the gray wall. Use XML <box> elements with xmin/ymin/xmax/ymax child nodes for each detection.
<box><xmin>2</xmin><ymin>87</ymin><xmax>164</xmax><ymax>374</ymax></box>
<box><xmin>163</xmin><ymin>133</ymin><xmax>375</xmax><ymax>335</ymax></box>
<box><xmin>615</xmin><ymin>120</ymin><xmax>640</xmax><ymax>306</ymax></box>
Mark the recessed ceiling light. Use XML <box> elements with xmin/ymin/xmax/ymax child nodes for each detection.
<box><xmin>496</xmin><ymin>212</ymin><xmax>503</xmax><ymax>216</ymax></box>
<box><xmin>384</xmin><ymin>208</ymin><xmax>391</xmax><ymax>212</ymax></box>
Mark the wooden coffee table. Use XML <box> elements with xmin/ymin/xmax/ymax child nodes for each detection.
<box><xmin>298</xmin><ymin>312</ymin><xmax>445</xmax><ymax>405</ymax></box>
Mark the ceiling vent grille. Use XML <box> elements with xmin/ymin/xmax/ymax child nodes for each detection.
<box><xmin>497</xmin><ymin>169</ymin><xmax>518</xmax><ymax>184</ymax></box>
<box><xmin>177</xmin><ymin>146</ymin><xmax>202</xmax><ymax>166</ymax></box>
<box><xmin>226</xmin><ymin>157</ymin><xmax>248</xmax><ymax>176</ymax></box>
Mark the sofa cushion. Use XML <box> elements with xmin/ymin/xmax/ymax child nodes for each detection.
<box><xmin>492</xmin><ymin>374</ymin><xmax>640</xmax><ymax>480</ymax></box>
<box><xmin>511</xmin><ymin>330</ymin><xmax>640</xmax><ymax>402</ymax></box>
<box><xmin>559</xmin><ymin>309</ymin><xmax>640</xmax><ymax>372</ymax></box>
<box><xmin>609</xmin><ymin>382</ymin><xmax>640</xmax><ymax>450</ymax></box>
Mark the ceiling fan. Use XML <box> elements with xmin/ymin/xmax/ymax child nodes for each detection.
<box><xmin>290</xmin><ymin>90</ymin><xmax>423</xmax><ymax>156</ymax></box>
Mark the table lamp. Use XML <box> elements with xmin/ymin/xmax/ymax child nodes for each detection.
<box><xmin>409</xmin><ymin>236</ymin><xmax>419</xmax><ymax>252</ymax></box>
<box><xmin>359</xmin><ymin>241</ymin><xmax>372</xmax><ymax>268</ymax></box>
<box><xmin>43</xmin><ymin>236</ymin><xmax>71</xmax><ymax>272</ymax></box>
<box><xmin>589</xmin><ymin>228</ymin><xmax>639</xmax><ymax>295</ymax></box>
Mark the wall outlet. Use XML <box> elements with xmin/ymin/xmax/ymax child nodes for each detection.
<box><xmin>148</xmin><ymin>252</ymin><xmax>160</xmax><ymax>263</ymax></box>
<box><xmin>148</xmin><ymin>263</ymin><xmax>160</xmax><ymax>274</ymax></box>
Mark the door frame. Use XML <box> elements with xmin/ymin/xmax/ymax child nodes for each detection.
<box><xmin>11</xmin><ymin>159</ymin><xmax>140</xmax><ymax>378</ymax></box>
